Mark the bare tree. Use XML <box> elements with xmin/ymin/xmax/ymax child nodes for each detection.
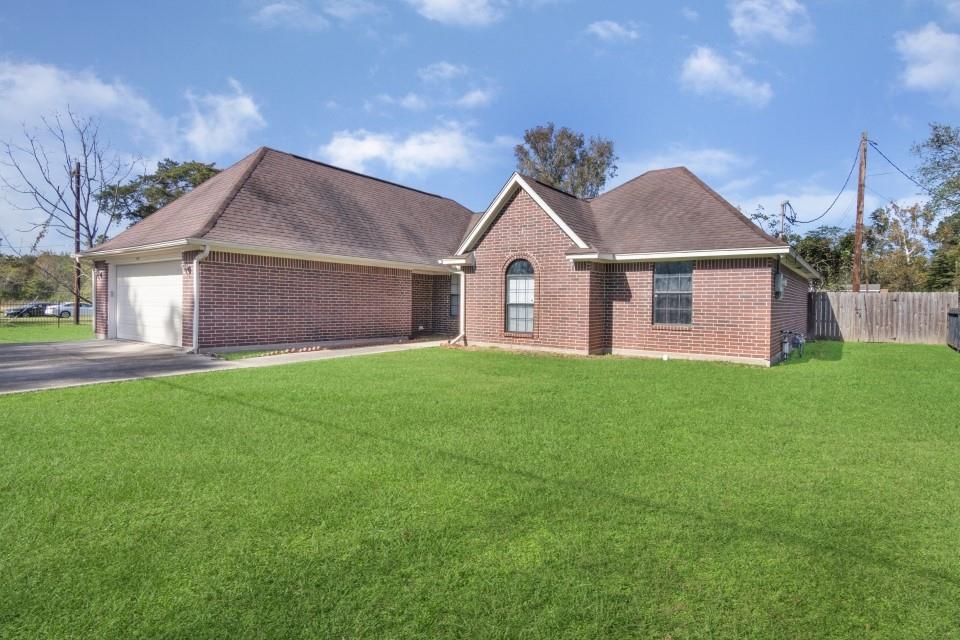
<box><xmin>0</xmin><ymin>109</ymin><xmax>137</xmax><ymax>250</ymax></box>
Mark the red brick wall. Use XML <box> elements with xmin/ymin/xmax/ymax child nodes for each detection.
<box><xmin>464</xmin><ymin>188</ymin><xmax>780</xmax><ymax>362</ymax></box>
<box><xmin>411</xmin><ymin>273</ymin><xmax>458</xmax><ymax>336</ymax></box>
<box><xmin>431</xmin><ymin>274</ymin><xmax>459</xmax><ymax>335</ymax></box>
<box><xmin>464</xmin><ymin>189</ymin><xmax>592</xmax><ymax>352</ymax></box>
<box><xmin>770</xmin><ymin>262</ymin><xmax>809</xmax><ymax>360</ymax></box>
<box><xmin>196</xmin><ymin>252</ymin><xmax>414</xmax><ymax>348</ymax></box>
<box><xmin>603</xmin><ymin>258</ymin><xmax>775</xmax><ymax>361</ymax></box>
<box><xmin>93</xmin><ymin>261</ymin><xmax>108</xmax><ymax>338</ymax></box>
<box><xmin>606</xmin><ymin>258</ymin><xmax>772</xmax><ymax>360</ymax></box>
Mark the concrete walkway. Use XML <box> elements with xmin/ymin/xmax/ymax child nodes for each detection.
<box><xmin>0</xmin><ymin>339</ymin><xmax>447</xmax><ymax>395</ymax></box>
<box><xmin>0</xmin><ymin>340</ymin><xmax>234</xmax><ymax>395</ymax></box>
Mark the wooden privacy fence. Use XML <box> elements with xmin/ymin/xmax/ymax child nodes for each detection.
<box><xmin>809</xmin><ymin>291</ymin><xmax>960</xmax><ymax>344</ymax></box>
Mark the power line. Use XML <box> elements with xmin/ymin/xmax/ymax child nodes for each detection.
<box><xmin>866</xmin><ymin>140</ymin><xmax>927</xmax><ymax>194</ymax></box>
<box><xmin>786</xmin><ymin>142</ymin><xmax>861</xmax><ymax>225</ymax></box>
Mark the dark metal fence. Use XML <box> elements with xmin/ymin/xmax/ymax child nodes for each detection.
<box><xmin>949</xmin><ymin>309</ymin><xmax>960</xmax><ymax>351</ymax></box>
<box><xmin>0</xmin><ymin>300</ymin><xmax>93</xmax><ymax>326</ymax></box>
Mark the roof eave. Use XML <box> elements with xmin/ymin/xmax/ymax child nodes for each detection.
<box><xmin>80</xmin><ymin>238</ymin><xmax>197</xmax><ymax>258</ymax></box>
<box><xmin>83</xmin><ymin>238</ymin><xmax>456</xmax><ymax>274</ymax></box>
<box><xmin>438</xmin><ymin>253</ymin><xmax>475</xmax><ymax>267</ymax></box>
<box><xmin>785</xmin><ymin>249</ymin><xmax>821</xmax><ymax>280</ymax></box>
<box><xmin>565</xmin><ymin>246</ymin><xmax>791</xmax><ymax>263</ymax></box>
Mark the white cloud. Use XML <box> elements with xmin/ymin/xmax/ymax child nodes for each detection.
<box><xmin>616</xmin><ymin>146</ymin><xmax>752</xmax><ymax>187</ymax></box>
<box><xmin>585</xmin><ymin>20</ymin><xmax>640</xmax><ymax>43</ymax></box>
<box><xmin>895</xmin><ymin>22</ymin><xmax>960</xmax><ymax>102</ymax></box>
<box><xmin>729</xmin><ymin>0</ymin><xmax>812</xmax><ymax>44</ymax></box>
<box><xmin>318</xmin><ymin>123</ymin><xmax>512</xmax><ymax>175</ymax></box>
<box><xmin>251</xmin><ymin>1</ymin><xmax>330</xmax><ymax>30</ymax></box>
<box><xmin>418</xmin><ymin>61</ymin><xmax>469</xmax><ymax>81</ymax></box>
<box><xmin>0</xmin><ymin>60</ymin><xmax>171</xmax><ymax>151</ymax></box>
<box><xmin>184</xmin><ymin>79</ymin><xmax>266</xmax><ymax>157</ymax></box>
<box><xmin>0</xmin><ymin>62</ymin><xmax>170</xmax><ymax>251</ymax></box>
<box><xmin>405</xmin><ymin>0</ymin><xmax>502</xmax><ymax>26</ymax></box>
<box><xmin>681</xmin><ymin>7</ymin><xmax>699</xmax><ymax>21</ymax></box>
<box><xmin>680</xmin><ymin>46</ymin><xmax>773</xmax><ymax>107</ymax></box>
<box><xmin>454</xmin><ymin>88</ymin><xmax>495</xmax><ymax>108</ymax></box>
<box><xmin>0</xmin><ymin>61</ymin><xmax>268</xmax><ymax>251</ymax></box>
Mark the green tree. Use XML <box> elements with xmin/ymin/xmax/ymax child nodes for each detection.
<box><xmin>866</xmin><ymin>203</ymin><xmax>934</xmax><ymax>291</ymax></box>
<box><xmin>913</xmin><ymin>123</ymin><xmax>960</xmax><ymax>289</ymax></box>
<box><xmin>0</xmin><ymin>252</ymin><xmax>88</xmax><ymax>301</ymax></box>
<box><xmin>793</xmin><ymin>226</ymin><xmax>855</xmax><ymax>290</ymax></box>
<box><xmin>913</xmin><ymin>123</ymin><xmax>960</xmax><ymax>218</ymax></box>
<box><xmin>99</xmin><ymin>159</ymin><xmax>219</xmax><ymax>223</ymax></box>
<box><xmin>925</xmin><ymin>212</ymin><xmax>960</xmax><ymax>290</ymax></box>
<box><xmin>749</xmin><ymin>204</ymin><xmax>790</xmax><ymax>238</ymax></box>
<box><xmin>514</xmin><ymin>123</ymin><xmax>617</xmax><ymax>198</ymax></box>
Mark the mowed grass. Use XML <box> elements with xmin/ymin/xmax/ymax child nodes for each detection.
<box><xmin>1</xmin><ymin>342</ymin><xmax>959</xmax><ymax>639</ymax></box>
<box><xmin>0</xmin><ymin>320</ymin><xmax>92</xmax><ymax>343</ymax></box>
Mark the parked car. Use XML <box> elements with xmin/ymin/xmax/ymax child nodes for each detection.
<box><xmin>4</xmin><ymin>302</ymin><xmax>52</xmax><ymax>318</ymax></box>
<box><xmin>43</xmin><ymin>302</ymin><xmax>93</xmax><ymax>319</ymax></box>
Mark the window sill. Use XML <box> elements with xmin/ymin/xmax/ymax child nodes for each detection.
<box><xmin>503</xmin><ymin>331</ymin><xmax>535</xmax><ymax>338</ymax></box>
<box><xmin>652</xmin><ymin>323</ymin><xmax>694</xmax><ymax>331</ymax></box>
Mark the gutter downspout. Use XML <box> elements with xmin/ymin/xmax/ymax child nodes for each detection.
<box><xmin>192</xmin><ymin>244</ymin><xmax>211</xmax><ymax>353</ymax></box>
<box><xmin>449</xmin><ymin>268</ymin><xmax>466</xmax><ymax>345</ymax></box>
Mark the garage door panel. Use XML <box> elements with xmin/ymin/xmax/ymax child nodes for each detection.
<box><xmin>116</xmin><ymin>261</ymin><xmax>183</xmax><ymax>346</ymax></box>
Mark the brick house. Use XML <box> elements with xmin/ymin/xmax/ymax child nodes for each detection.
<box><xmin>83</xmin><ymin>146</ymin><xmax>818</xmax><ymax>365</ymax></box>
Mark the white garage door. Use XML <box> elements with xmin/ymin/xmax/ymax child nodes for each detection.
<box><xmin>116</xmin><ymin>261</ymin><xmax>183</xmax><ymax>346</ymax></box>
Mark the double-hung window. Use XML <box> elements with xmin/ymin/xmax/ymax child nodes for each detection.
<box><xmin>450</xmin><ymin>274</ymin><xmax>460</xmax><ymax>317</ymax></box>
<box><xmin>505</xmin><ymin>259</ymin><xmax>534</xmax><ymax>333</ymax></box>
<box><xmin>653</xmin><ymin>262</ymin><xmax>693</xmax><ymax>325</ymax></box>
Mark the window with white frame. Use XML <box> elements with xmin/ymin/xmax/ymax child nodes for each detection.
<box><xmin>653</xmin><ymin>261</ymin><xmax>693</xmax><ymax>325</ymax></box>
<box><xmin>505</xmin><ymin>259</ymin><xmax>534</xmax><ymax>333</ymax></box>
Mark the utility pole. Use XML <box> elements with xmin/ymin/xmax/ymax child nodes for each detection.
<box><xmin>851</xmin><ymin>131</ymin><xmax>868</xmax><ymax>293</ymax></box>
<box><xmin>779</xmin><ymin>200</ymin><xmax>788</xmax><ymax>239</ymax></box>
<box><xmin>73</xmin><ymin>160</ymin><xmax>81</xmax><ymax>325</ymax></box>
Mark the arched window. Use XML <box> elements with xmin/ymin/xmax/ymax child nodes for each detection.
<box><xmin>505</xmin><ymin>259</ymin><xmax>534</xmax><ymax>333</ymax></box>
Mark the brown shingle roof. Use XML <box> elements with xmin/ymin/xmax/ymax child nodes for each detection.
<box><xmin>467</xmin><ymin>169</ymin><xmax>783</xmax><ymax>255</ymax></box>
<box><xmin>89</xmin><ymin>147</ymin><xmax>475</xmax><ymax>267</ymax></box>
<box><xmin>588</xmin><ymin>167</ymin><xmax>785</xmax><ymax>253</ymax></box>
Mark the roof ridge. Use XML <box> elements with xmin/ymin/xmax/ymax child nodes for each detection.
<box><xmin>676</xmin><ymin>167</ymin><xmax>787</xmax><ymax>247</ymax></box>
<box><xmin>195</xmin><ymin>146</ymin><xmax>269</xmax><ymax>239</ymax></box>
<box><xmin>273</xmin><ymin>148</ymin><xmax>455</xmax><ymax>202</ymax></box>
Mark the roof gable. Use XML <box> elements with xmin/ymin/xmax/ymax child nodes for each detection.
<box><xmin>455</xmin><ymin>173</ymin><xmax>591</xmax><ymax>254</ymax></box>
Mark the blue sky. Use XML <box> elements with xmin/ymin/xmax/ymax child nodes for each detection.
<box><xmin>1</xmin><ymin>0</ymin><xmax>959</xmax><ymax>252</ymax></box>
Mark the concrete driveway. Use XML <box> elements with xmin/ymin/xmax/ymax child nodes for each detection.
<box><xmin>0</xmin><ymin>340</ymin><xmax>235</xmax><ymax>395</ymax></box>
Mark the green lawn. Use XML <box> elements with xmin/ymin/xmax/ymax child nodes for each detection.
<box><xmin>1</xmin><ymin>342</ymin><xmax>958</xmax><ymax>639</ymax></box>
<box><xmin>0</xmin><ymin>319</ymin><xmax>93</xmax><ymax>343</ymax></box>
